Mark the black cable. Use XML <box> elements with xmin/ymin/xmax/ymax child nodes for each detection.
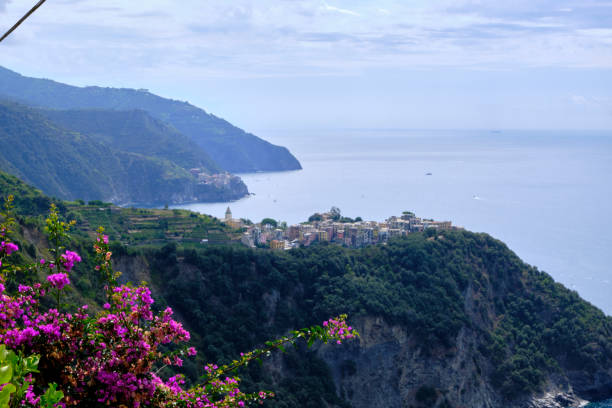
<box><xmin>0</xmin><ymin>0</ymin><xmax>48</xmax><ymax>43</ymax></box>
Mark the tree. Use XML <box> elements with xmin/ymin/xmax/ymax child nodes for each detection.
<box><xmin>308</xmin><ymin>213</ymin><xmax>323</xmax><ymax>222</ymax></box>
<box><xmin>261</xmin><ymin>218</ymin><xmax>278</xmax><ymax>228</ymax></box>
<box><xmin>329</xmin><ymin>206</ymin><xmax>341</xmax><ymax>221</ymax></box>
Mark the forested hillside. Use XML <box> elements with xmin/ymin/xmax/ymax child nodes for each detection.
<box><xmin>0</xmin><ymin>101</ymin><xmax>248</xmax><ymax>204</ymax></box>
<box><xmin>0</xmin><ymin>171</ymin><xmax>610</xmax><ymax>408</ymax></box>
<box><xmin>0</xmin><ymin>66</ymin><xmax>301</xmax><ymax>173</ymax></box>
<box><xmin>40</xmin><ymin>108</ymin><xmax>220</xmax><ymax>172</ymax></box>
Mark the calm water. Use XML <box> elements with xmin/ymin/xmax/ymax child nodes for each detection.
<box><xmin>174</xmin><ymin>129</ymin><xmax>612</xmax><ymax>315</ymax></box>
<box><xmin>584</xmin><ymin>400</ymin><xmax>612</xmax><ymax>407</ymax></box>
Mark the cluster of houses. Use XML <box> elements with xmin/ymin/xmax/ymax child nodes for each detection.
<box><xmin>225</xmin><ymin>207</ymin><xmax>459</xmax><ymax>250</ymax></box>
<box><xmin>189</xmin><ymin>168</ymin><xmax>236</xmax><ymax>188</ymax></box>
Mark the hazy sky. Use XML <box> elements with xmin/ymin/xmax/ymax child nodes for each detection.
<box><xmin>0</xmin><ymin>0</ymin><xmax>611</xmax><ymax>131</ymax></box>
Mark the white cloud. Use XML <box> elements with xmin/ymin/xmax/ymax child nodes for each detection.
<box><xmin>322</xmin><ymin>2</ymin><xmax>360</xmax><ymax>17</ymax></box>
<box><xmin>1</xmin><ymin>0</ymin><xmax>612</xmax><ymax>82</ymax></box>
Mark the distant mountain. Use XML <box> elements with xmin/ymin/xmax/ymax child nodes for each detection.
<box><xmin>39</xmin><ymin>108</ymin><xmax>220</xmax><ymax>173</ymax></box>
<box><xmin>0</xmin><ymin>66</ymin><xmax>302</xmax><ymax>173</ymax></box>
<box><xmin>0</xmin><ymin>100</ymin><xmax>248</xmax><ymax>205</ymax></box>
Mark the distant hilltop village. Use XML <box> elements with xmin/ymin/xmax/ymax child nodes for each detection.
<box><xmin>189</xmin><ymin>168</ymin><xmax>239</xmax><ymax>189</ymax></box>
<box><xmin>223</xmin><ymin>207</ymin><xmax>462</xmax><ymax>250</ymax></box>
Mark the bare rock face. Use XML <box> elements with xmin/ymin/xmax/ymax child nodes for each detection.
<box><xmin>318</xmin><ymin>315</ymin><xmax>608</xmax><ymax>408</ymax></box>
<box><xmin>318</xmin><ymin>316</ymin><xmax>500</xmax><ymax>408</ymax></box>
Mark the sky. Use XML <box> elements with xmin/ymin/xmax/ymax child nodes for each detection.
<box><xmin>0</xmin><ymin>0</ymin><xmax>611</xmax><ymax>132</ymax></box>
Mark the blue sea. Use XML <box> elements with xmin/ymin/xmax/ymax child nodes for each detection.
<box><xmin>584</xmin><ymin>400</ymin><xmax>612</xmax><ymax>408</ymax></box>
<box><xmin>174</xmin><ymin>129</ymin><xmax>612</xmax><ymax>316</ymax></box>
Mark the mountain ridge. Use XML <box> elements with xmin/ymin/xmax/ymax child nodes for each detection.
<box><xmin>0</xmin><ymin>100</ymin><xmax>248</xmax><ymax>205</ymax></box>
<box><xmin>0</xmin><ymin>66</ymin><xmax>302</xmax><ymax>173</ymax></box>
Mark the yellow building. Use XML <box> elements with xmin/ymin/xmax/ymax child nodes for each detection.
<box><xmin>270</xmin><ymin>240</ymin><xmax>285</xmax><ymax>250</ymax></box>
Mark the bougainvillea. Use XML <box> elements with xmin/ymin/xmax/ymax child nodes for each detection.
<box><xmin>0</xmin><ymin>196</ymin><xmax>359</xmax><ymax>407</ymax></box>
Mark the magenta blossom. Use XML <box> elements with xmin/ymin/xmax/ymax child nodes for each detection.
<box><xmin>0</xmin><ymin>241</ymin><xmax>18</xmax><ymax>255</ymax></box>
<box><xmin>47</xmin><ymin>273</ymin><xmax>70</xmax><ymax>290</ymax></box>
<box><xmin>60</xmin><ymin>250</ymin><xmax>82</xmax><ymax>272</ymax></box>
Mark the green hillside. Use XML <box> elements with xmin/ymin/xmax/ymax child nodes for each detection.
<box><xmin>0</xmin><ymin>171</ymin><xmax>610</xmax><ymax>407</ymax></box>
<box><xmin>39</xmin><ymin>108</ymin><xmax>220</xmax><ymax>173</ymax></box>
<box><xmin>0</xmin><ymin>66</ymin><xmax>302</xmax><ymax>173</ymax></box>
<box><xmin>0</xmin><ymin>101</ymin><xmax>248</xmax><ymax>205</ymax></box>
<box><xmin>0</xmin><ymin>170</ymin><xmax>238</xmax><ymax>247</ymax></box>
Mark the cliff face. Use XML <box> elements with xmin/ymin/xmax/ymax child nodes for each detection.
<box><xmin>318</xmin><ymin>317</ymin><xmax>497</xmax><ymax>408</ymax></box>
<box><xmin>318</xmin><ymin>317</ymin><xmax>601</xmax><ymax>408</ymax></box>
<box><xmin>138</xmin><ymin>233</ymin><xmax>611</xmax><ymax>408</ymax></box>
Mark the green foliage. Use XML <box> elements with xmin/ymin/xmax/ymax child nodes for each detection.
<box><xmin>148</xmin><ymin>230</ymin><xmax>612</xmax><ymax>403</ymax></box>
<box><xmin>0</xmin><ymin>345</ymin><xmax>63</xmax><ymax>408</ymax></box>
<box><xmin>0</xmin><ymin>101</ymin><xmax>247</xmax><ymax>205</ymax></box>
<box><xmin>40</xmin><ymin>108</ymin><xmax>220</xmax><ymax>173</ymax></box>
<box><xmin>39</xmin><ymin>384</ymin><xmax>64</xmax><ymax>408</ymax></box>
<box><xmin>308</xmin><ymin>213</ymin><xmax>322</xmax><ymax>222</ymax></box>
<box><xmin>0</xmin><ymin>66</ymin><xmax>301</xmax><ymax>173</ymax></box>
<box><xmin>261</xmin><ymin>218</ymin><xmax>278</xmax><ymax>228</ymax></box>
<box><xmin>2</xmin><ymin>175</ymin><xmax>611</xmax><ymax>404</ymax></box>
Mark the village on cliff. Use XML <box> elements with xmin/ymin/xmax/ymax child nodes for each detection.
<box><xmin>222</xmin><ymin>207</ymin><xmax>462</xmax><ymax>250</ymax></box>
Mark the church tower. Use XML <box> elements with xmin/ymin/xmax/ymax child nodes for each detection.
<box><xmin>225</xmin><ymin>206</ymin><xmax>232</xmax><ymax>221</ymax></box>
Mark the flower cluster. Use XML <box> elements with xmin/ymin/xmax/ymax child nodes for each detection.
<box><xmin>322</xmin><ymin>314</ymin><xmax>359</xmax><ymax>344</ymax></box>
<box><xmin>59</xmin><ymin>251</ymin><xmax>81</xmax><ymax>273</ymax></box>
<box><xmin>1</xmin><ymin>240</ymin><xmax>19</xmax><ymax>256</ymax></box>
<box><xmin>46</xmin><ymin>273</ymin><xmax>70</xmax><ymax>290</ymax></box>
<box><xmin>0</xmin><ymin>240</ymin><xmax>19</xmax><ymax>268</ymax></box>
<box><xmin>0</xmin><ymin>201</ymin><xmax>358</xmax><ymax>408</ymax></box>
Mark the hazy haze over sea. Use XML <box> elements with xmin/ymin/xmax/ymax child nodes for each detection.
<box><xmin>174</xmin><ymin>129</ymin><xmax>612</xmax><ymax>316</ymax></box>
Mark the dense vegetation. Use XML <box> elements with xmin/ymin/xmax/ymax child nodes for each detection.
<box><xmin>0</xmin><ymin>66</ymin><xmax>301</xmax><ymax>173</ymax></box>
<box><xmin>0</xmin><ymin>179</ymin><xmax>356</xmax><ymax>407</ymax></box>
<box><xmin>40</xmin><ymin>108</ymin><xmax>220</xmax><ymax>173</ymax></box>
<box><xmin>141</xmin><ymin>231</ymin><xmax>612</xmax><ymax>404</ymax></box>
<box><xmin>1</xmin><ymin>171</ymin><xmax>611</xmax><ymax>406</ymax></box>
<box><xmin>0</xmin><ymin>101</ymin><xmax>247</xmax><ymax>205</ymax></box>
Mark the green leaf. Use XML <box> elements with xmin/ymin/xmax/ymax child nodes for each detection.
<box><xmin>307</xmin><ymin>335</ymin><xmax>315</xmax><ymax>348</ymax></box>
<box><xmin>0</xmin><ymin>364</ymin><xmax>12</xmax><ymax>384</ymax></box>
<box><xmin>23</xmin><ymin>355</ymin><xmax>40</xmax><ymax>373</ymax></box>
<box><xmin>40</xmin><ymin>383</ymin><xmax>64</xmax><ymax>408</ymax></box>
<box><xmin>0</xmin><ymin>383</ymin><xmax>16</xmax><ymax>408</ymax></box>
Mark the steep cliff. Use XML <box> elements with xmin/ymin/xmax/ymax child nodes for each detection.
<box><xmin>145</xmin><ymin>236</ymin><xmax>611</xmax><ymax>408</ymax></box>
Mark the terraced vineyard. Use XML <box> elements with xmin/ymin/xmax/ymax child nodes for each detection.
<box><xmin>66</xmin><ymin>203</ymin><xmax>238</xmax><ymax>247</ymax></box>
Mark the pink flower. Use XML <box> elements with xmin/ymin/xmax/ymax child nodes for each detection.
<box><xmin>103</xmin><ymin>235</ymin><xmax>109</xmax><ymax>244</ymax></box>
<box><xmin>0</xmin><ymin>241</ymin><xmax>18</xmax><ymax>255</ymax></box>
<box><xmin>40</xmin><ymin>259</ymin><xmax>45</xmax><ymax>264</ymax></box>
<box><xmin>47</xmin><ymin>273</ymin><xmax>70</xmax><ymax>290</ymax></box>
<box><xmin>60</xmin><ymin>250</ymin><xmax>81</xmax><ymax>272</ymax></box>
